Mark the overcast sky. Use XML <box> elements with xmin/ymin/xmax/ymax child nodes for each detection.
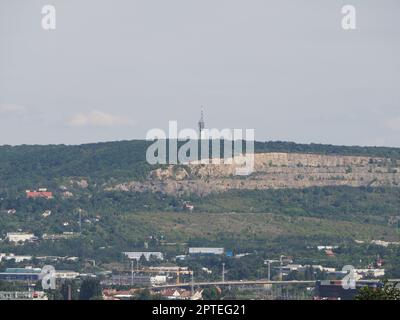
<box><xmin>0</xmin><ymin>0</ymin><xmax>399</xmax><ymax>146</ymax></box>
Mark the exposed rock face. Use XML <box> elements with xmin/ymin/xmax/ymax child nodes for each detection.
<box><xmin>109</xmin><ymin>153</ymin><xmax>400</xmax><ymax>196</ymax></box>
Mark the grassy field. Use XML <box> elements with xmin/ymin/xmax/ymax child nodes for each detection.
<box><xmin>116</xmin><ymin>211</ymin><xmax>399</xmax><ymax>243</ymax></box>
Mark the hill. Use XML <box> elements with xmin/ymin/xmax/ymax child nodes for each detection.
<box><xmin>1</xmin><ymin>139</ymin><xmax>400</xmax><ymax>273</ymax></box>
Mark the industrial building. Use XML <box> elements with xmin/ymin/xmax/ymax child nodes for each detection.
<box><xmin>188</xmin><ymin>247</ymin><xmax>224</xmax><ymax>255</ymax></box>
<box><xmin>0</xmin><ymin>268</ymin><xmax>41</xmax><ymax>281</ymax></box>
<box><xmin>123</xmin><ymin>251</ymin><xmax>164</xmax><ymax>261</ymax></box>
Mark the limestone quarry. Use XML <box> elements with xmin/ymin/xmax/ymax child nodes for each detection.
<box><xmin>109</xmin><ymin>152</ymin><xmax>400</xmax><ymax>196</ymax></box>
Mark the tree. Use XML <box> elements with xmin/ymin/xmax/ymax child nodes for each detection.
<box><xmin>60</xmin><ymin>280</ymin><xmax>80</xmax><ymax>300</ymax></box>
<box><xmin>356</xmin><ymin>281</ymin><xmax>400</xmax><ymax>300</ymax></box>
<box><xmin>79</xmin><ymin>278</ymin><xmax>102</xmax><ymax>300</ymax></box>
<box><xmin>202</xmin><ymin>287</ymin><xmax>221</xmax><ymax>300</ymax></box>
<box><xmin>132</xmin><ymin>289</ymin><xmax>164</xmax><ymax>300</ymax></box>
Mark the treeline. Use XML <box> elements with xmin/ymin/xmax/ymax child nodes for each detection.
<box><xmin>254</xmin><ymin>141</ymin><xmax>400</xmax><ymax>158</ymax></box>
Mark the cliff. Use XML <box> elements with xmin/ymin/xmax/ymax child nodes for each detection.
<box><xmin>109</xmin><ymin>152</ymin><xmax>400</xmax><ymax>195</ymax></box>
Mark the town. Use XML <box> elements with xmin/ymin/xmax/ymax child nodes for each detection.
<box><xmin>1</xmin><ymin>186</ymin><xmax>397</xmax><ymax>301</ymax></box>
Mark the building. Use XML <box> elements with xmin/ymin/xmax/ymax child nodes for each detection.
<box><xmin>42</xmin><ymin>210</ymin><xmax>52</xmax><ymax>218</ymax></box>
<box><xmin>123</xmin><ymin>252</ymin><xmax>164</xmax><ymax>261</ymax></box>
<box><xmin>0</xmin><ymin>291</ymin><xmax>48</xmax><ymax>300</ymax></box>
<box><xmin>103</xmin><ymin>275</ymin><xmax>153</xmax><ymax>286</ymax></box>
<box><xmin>6</xmin><ymin>232</ymin><xmax>36</xmax><ymax>243</ymax></box>
<box><xmin>353</xmin><ymin>268</ymin><xmax>385</xmax><ymax>279</ymax></box>
<box><xmin>311</xmin><ymin>265</ymin><xmax>336</xmax><ymax>273</ymax></box>
<box><xmin>175</xmin><ymin>255</ymin><xmax>187</xmax><ymax>261</ymax></box>
<box><xmin>314</xmin><ymin>280</ymin><xmax>382</xmax><ymax>300</ymax></box>
<box><xmin>235</xmin><ymin>253</ymin><xmax>251</xmax><ymax>259</ymax></box>
<box><xmin>26</xmin><ymin>189</ymin><xmax>53</xmax><ymax>199</ymax></box>
<box><xmin>159</xmin><ymin>288</ymin><xmax>203</xmax><ymax>300</ymax></box>
<box><xmin>0</xmin><ymin>268</ymin><xmax>41</xmax><ymax>282</ymax></box>
<box><xmin>151</xmin><ymin>275</ymin><xmax>167</xmax><ymax>285</ymax></box>
<box><xmin>371</xmin><ymin>240</ymin><xmax>400</xmax><ymax>247</ymax></box>
<box><xmin>54</xmin><ymin>271</ymin><xmax>80</xmax><ymax>280</ymax></box>
<box><xmin>325</xmin><ymin>249</ymin><xmax>335</xmax><ymax>257</ymax></box>
<box><xmin>280</xmin><ymin>264</ymin><xmax>304</xmax><ymax>272</ymax></box>
<box><xmin>0</xmin><ymin>253</ymin><xmax>32</xmax><ymax>263</ymax></box>
<box><xmin>317</xmin><ymin>245</ymin><xmax>339</xmax><ymax>251</ymax></box>
<box><xmin>188</xmin><ymin>247</ymin><xmax>224</xmax><ymax>255</ymax></box>
<box><xmin>42</xmin><ymin>232</ymin><xmax>77</xmax><ymax>241</ymax></box>
<box><xmin>183</xmin><ymin>202</ymin><xmax>194</xmax><ymax>212</ymax></box>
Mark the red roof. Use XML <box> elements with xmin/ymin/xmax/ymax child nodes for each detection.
<box><xmin>26</xmin><ymin>191</ymin><xmax>53</xmax><ymax>199</ymax></box>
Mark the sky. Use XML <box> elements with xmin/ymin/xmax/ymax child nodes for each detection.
<box><xmin>0</xmin><ymin>0</ymin><xmax>399</xmax><ymax>146</ymax></box>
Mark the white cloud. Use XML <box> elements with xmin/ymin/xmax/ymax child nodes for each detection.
<box><xmin>0</xmin><ymin>104</ymin><xmax>27</xmax><ymax>114</ymax></box>
<box><xmin>384</xmin><ymin>117</ymin><xmax>400</xmax><ymax>132</ymax></box>
<box><xmin>68</xmin><ymin>110</ymin><xmax>133</xmax><ymax>127</ymax></box>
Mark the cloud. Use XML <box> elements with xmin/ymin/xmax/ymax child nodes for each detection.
<box><xmin>68</xmin><ymin>110</ymin><xmax>133</xmax><ymax>127</ymax></box>
<box><xmin>384</xmin><ymin>117</ymin><xmax>400</xmax><ymax>132</ymax></box>
<box><xmin>0</xmin><ymin>104</ymin><xmax>27</xmax><ymax>114</ymax></box>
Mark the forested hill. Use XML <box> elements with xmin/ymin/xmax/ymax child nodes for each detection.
<box><xmin>1</xmin><ymin>139</ymin><xmax>400</xmax><ymax>191</ymax></box>
<box><xmin>0</xmin><ymin>140</ymin><xmax>152</xmax><ymax>191</ymax></box>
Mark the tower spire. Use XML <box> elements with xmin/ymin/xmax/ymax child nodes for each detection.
<box><xmin>198</xmin><ymin>106</ymin><xmax>205</xmax><ymax>137</ymax></box>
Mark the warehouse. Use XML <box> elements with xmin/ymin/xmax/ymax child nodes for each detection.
<box><xmin>188</xmin><ymin>247</ymin><xmax>224</xmax><ymax>255</ymax></box>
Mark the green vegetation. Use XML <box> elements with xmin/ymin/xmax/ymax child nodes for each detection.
<box><xmin>192</xmin><ymin>187</ymin><xmax>400</xmax><ymax>223</ymax></box>
<box><xmin>356</xmin><ymin>281</ymin><xmax>400</xmax><ymax>300</ymax></box>
<box><xmin>79</xmin><ymin>278</ymin><xmax>103</xmax><ymax>300</ymax></box>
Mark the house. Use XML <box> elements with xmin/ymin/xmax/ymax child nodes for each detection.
<box><xmin>159</xmin><ymin>288</ymin><xmax>203</xmax><ymax>300</ymax></box>
<box><xmin>6</xmin><ymin>233</ymin><xmax>36</xmax><ymax>244</ymax></box>
<box><xmin>42</xmin><ymin>210</ymin><xmax>52</xmax><ymax>218</ymax></box>
<box><xmin>317</xmin><ymin>245</ymin><xmax>339</xmax><ymax>251</ymax></box>
<box><xmin>62</xmin><ymin>191</ymin><xmax>74</xmax><ymax>198</ymax></box>
<box><xmin>26</xmin><ymin>189</ymin><xmax>53</xmax><ymax>199</ymax></box>
<box><xmin>371</xmin><ymin>240</ymin><xmax>400</xmax><ymax>247</ymax></box>
<box><xmin>183</xmin><ymin>202</ymin><xmax>194</xmax><ymax>212</ymax></box>
<box><xmin>325</xmin><ymin>249</ymin><xmax>335</xmax><ymax>257</ymax></box>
